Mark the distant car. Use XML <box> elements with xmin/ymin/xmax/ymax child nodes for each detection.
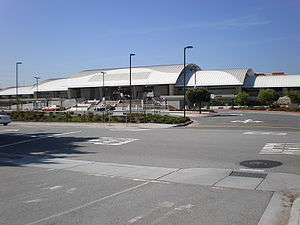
<box><xmin>0</xmin><ymin>114</ymin><xmax>11</xmax><ymax>126</ymax></box>
<box><xmin>42</xmin><ymin>105</ymin><xmax>61</xmax><ymax>112</ymax></box>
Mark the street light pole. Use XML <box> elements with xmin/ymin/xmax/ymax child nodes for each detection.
<box><xmin>101</xmin><ymin>72</ymin><xmax>106</xmax><ymax>100</ymax></box>
<box><xmin>33</xmin><ymin>75</ymin><xmax>40</xmax><ymax>100</ymax></box>
<box><xmin>129</xmin><ymin>53</ymin><xmax>135</xmax><ymax>115</ymax></box>
<box><xmin>16</xmin><ymin>62</ymin><xmax>22</xmax><ymax>111</ymax></box>
<box><xmin>183</xmin><ymin>46</ymin><xmax>193</xmax><ymax>119</ymax></box>
<box><xmin>33</xmin><ymin>75</ymin><xmax>40</xmax><ymax>110</ymax></box>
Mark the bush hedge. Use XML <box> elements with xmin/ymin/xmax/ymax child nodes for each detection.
<box><xmin>9</xmin><ymin>111</ymin><xmax>190</xmax><ymax>124</ymax></box>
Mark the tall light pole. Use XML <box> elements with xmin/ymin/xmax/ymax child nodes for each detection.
<box><xmin>183</xmin><ymin>46</ymin><xmax>193</xmax><ymax>119</ymax></box>
<box><xmin>33</xmin><ymin>75</ymin><xmax>40</xmax><ymax>100</ymax></box>
<box><xmin>129</xmin><ymin>53</ymin><xmax>135</xmax><ymax>115</ymax></box>
<box><xmin>101</xmin><ymin>71</ymin><xmax>106</xmax><ymax>100</ymax></box>
<box><xmin>16</xmin><ymin>61</ymin><xmax>22</xmax><ymax>111</ymax></box>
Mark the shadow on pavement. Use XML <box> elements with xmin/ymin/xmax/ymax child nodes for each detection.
<box><xmin>0</xmin><ymin>132</ymin><xmax>97</xmax><ymax>167</ymax></box>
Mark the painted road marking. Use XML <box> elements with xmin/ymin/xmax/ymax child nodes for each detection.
<box><xmin>128</xmin><ymin>216</ymin><xmax>143</xmax><ymax>223</ymax></box>
<box><xmin>24</xmin><ymin>199</ymin><xmax>43</xmax><ymax>204</ymax></box>
<box><xmin>231</xmin><ymin>119</ymin><xmax>263</xmax><ymax>123</ymax></box>
<box><xmin>174</xmin><ymin>204</ymin><xmax>194</xmax><ymax>211</ymax></box>
<box><xmin>66</xmin><ymin>188</ymin><xmax>77</xmax><ymax>194</ymax></box>
<box><xmin>48</xmin><ymin>186</ymin><xmax>63</xmax><ymax>190</ymax></box>
<box><xmin>87</xmin><ymin>137</ymin><xmax>139</xmax><ymax>146</ymax></box>
<box><xmin>243</xmin><ymin>131</ymin><xmax>287</xmax><ymax>136</ymax></box>
<box><xmin>0</xmin><ymin>130</ymin><xmax>82</xmax><ymax>148</ymax></box>
<box><xmin>0</xmin><ymin>129</ymin><xmax>19</xmax><ymax>133</ymax></box>
<box><xmin>260</xmin><ymin>143</ymin><xmax>300</xmax><ymax>155</ymax></box>
<box><xmin>24</xmin><ymin>181</ymin><xmax>150</xmax><ymax>225</ymax></box>
<box><xmin>109</xmin><ymin>128</ymin><xmax>149</xmax><ymax>132</ymax></box>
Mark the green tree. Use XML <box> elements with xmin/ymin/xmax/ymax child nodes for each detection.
<box><xmin>186</xmin><ymin>88</ymin><xmax>210</xmax><ymax>113</ymax></box>
<box><xmin>287</xmin><ymin>90</ymin><xmax>300</xmax><ymax>104</ymax></box>
<box><xmin>258</xmin><ymin>89</ymin><xmax>279</xmax><ymax>106</ymax></box>
<box><xmin>234</xmin><ymin>92</ymin><xmax>250</xmax><ymax>106</ymax></box>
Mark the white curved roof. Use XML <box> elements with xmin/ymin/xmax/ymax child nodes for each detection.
<box><xmin>38</xmin><ymin>78</ymin><xmax>69</xmax><ymax>92</ymax></box>
<box><xmin>177</xmin><ymin>68</ymin><xmax>253</xmax><ymax>87</ymax></box>
<box><xmin>244</xmin><ymin>75</ymin><xmax>300</xmax><ymax>88</ymax></box>
<box><xmin>68</xmin><ymin>64</ymin><xmax>184</xmax><ymax>88</ymax></box>
<box><xmin>0</xmin><ymin>86</ymin><xmax>34</xmax><ymax>96</ymax></box>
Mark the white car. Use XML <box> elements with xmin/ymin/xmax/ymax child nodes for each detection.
<box><xmin>0</xmin><ymin>114</ymin><xmax>12</xmax><ymax>126</ymax></box>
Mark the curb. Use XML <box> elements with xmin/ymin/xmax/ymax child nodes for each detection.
<box><xmin>173</xmin><ymin>120</ymin><xmax>193</xmax><ymax>127</ymax></box>
<box><xmin>288</xmin><ymin>197</ymin><xmax>300</xmax><ymax>225</ymax></box>
<box><xmin>257</xmin><ymin>192</ymin><xmax>287</xmax><ymax>225</ymax></box>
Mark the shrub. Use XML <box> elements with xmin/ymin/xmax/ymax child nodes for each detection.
<box><xmin>234</xmin><ymin>92</ymin><xmax>250</xmax><ymax>106</ymax></box>
<box><xmin>287</xmin><ymin>90</ymin><xmax>300</xmax><ymax>104</ymax></box>
<box><xmin>258</xmin><ymin>89</ymin><xmax>279</xmax><ymax>106</ymax></box>
<box><xmin>210</xmin><ymin>97</ymin><xmax>233</xmax><ymax>106</ymax></box>
<box><xmin>186</xmin><ymin>88</ymin><xmax>210</xmax><ymax>113</ymax></box>
<box><xmin>9</xmin><ymin>111</ymin><xmax>189</xmax><ymax>124</ymax></box>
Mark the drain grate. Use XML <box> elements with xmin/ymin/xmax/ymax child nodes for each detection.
<box><xmin>229</xmin><ymin>171</ymin><xmax>267</xmax><ymax>179</ymax></box>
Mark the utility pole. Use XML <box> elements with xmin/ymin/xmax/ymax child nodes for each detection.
<box><xmin>33</xmin><ymin>75</ymin><xmax>40</xmax><ymax>110</ymax></box>
<box><xmin>183</xmin><ymin>46</ymin><xmax>193</xmax><ymax>119</ymax></box>
<box><xmin>129</xmin><ymin>53</ymin><xmax>135</xmax><ymax>115</ymax></box>
<box><xmin>16</xmin><ymin>62</ymin><xmax>22</xmax><ymax>111</ymax></box>
<box><xmin>101</xmin><ymin>72</ymin><xmax>106</xmax><ymax>100</ymax></box>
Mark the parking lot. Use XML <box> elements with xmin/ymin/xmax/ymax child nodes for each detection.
<box><xmin>0</xmin><ymin>112</ymin><xmax>299</xmax><ymax>225</ymax></box>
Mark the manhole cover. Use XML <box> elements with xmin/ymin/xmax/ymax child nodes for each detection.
<box><xmin>240</xmin><ymin>160</ymin><xmax>282</xmax><ymax>168</ymax></box>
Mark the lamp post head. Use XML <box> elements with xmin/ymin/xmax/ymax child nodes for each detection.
<box><xmin>101</xmin><ymin>71</ymin><xmax>106</xmax><ymax>75</ymax></box>
<box><xmin>130</xmin><ymin>53</ymin><xmax>135</xmax><ymax>57</ymax></box>
<box><xmin>16</xmin><ymin>62</ymin><xmax>22</xmax><ymax>65</ymax></box>
<box><xmin>184</xmin><ymin>46</ymin><xmax>193</xmax><ymax>50</ymax></box>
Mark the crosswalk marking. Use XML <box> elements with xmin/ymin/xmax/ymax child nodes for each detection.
<box><xmin>231</xmin><ymin>119</ymin><xmax>263</xmax><ymax>123</ymax></box>
<box><xmin>243</xmin><ymin>131</ymin><xmax>287</xmax><ymax>136</ymax></box>
<box><xmin>260</xmin><ymin>143</ymin><xmax>300</xmax><ymax>155</ymax></box>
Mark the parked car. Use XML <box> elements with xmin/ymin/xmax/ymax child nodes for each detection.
<box><xmin>0</xmin><ymin>114</ymin><xmax>12</xmax><ymax>126</ymax></box>
<box><xmin>42</xmin><ymin>105</ymin><xmax>62</xmax><ymax>112</ymax></box>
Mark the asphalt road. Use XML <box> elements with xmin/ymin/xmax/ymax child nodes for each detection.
<box><xmin>0</xmin><ymin>112</ymin><xmax>299</xmax><ymax>225</ymax></box>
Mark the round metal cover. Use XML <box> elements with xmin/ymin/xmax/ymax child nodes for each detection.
<box><xmin>240</xmin><ymin>160</ymin><xmax>282</xmax><ymax>168</ymax></box>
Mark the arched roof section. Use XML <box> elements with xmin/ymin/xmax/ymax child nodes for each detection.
<box><xmin>175</xmin><ymin>64</ymin><xmax>202</xmax><ymax>86</ymax></box>
<box><xmin>67</xmin><ymin>64</ymin><xmax>189</xmax><ymax>88</ymax></box>
<box><xmin>37</xmin><ymin>78</ymin><xmax>69</xmax><ymax>92</ymax></box>
<box><xmin>177</xmin><ymin>68</ymin><xmax>254</xmax><ymax>87</ymax></box>
<box><xmin>244</xmin><ymin>74</ymin><xmax>300</xmax><ymax>88</ymax></box>
<box><xmin>0</xmin><ymin>85</ymin><xmax>34</xmax><ymax>96</ymax></box>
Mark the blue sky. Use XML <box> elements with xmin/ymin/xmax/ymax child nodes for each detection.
<box><xmin>0</xmin><ymin>0</ymin><xmax>300</xmax><ymax>87</ymax></box>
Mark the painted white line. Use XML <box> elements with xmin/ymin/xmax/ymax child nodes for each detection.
<box><xmin>66</xmin><ymin>188</ymin><xmax>77</xmax><ymax>194</ymax></box>
<box><xmin>0</xmin><ymin>130</ymin><xmax>82</xmax><ymax>148</ymax></box>
<box><xmin>48</xmin><ymin>186</ymin><xmax>62</xmax><ymax>190</ymax></box>
<box><xmin>231</xmin><ymin>119</ymin><xmax>263</xmax><ymax>123</ymax></box>
<box><xmin>109</xmin><ymin>128</ymin><xmax>149</xmax><ymax>132</ymax></box>
<box><xmin>128</xmin><ymin>216</ymin><xmax>143</xmax><ymax>223</ymax></box>
<box><xmin>51</xmin><ymin>131</ymin><xmax>82</xmax><ymax>137</ymax></box>
<box><xmin>174</xmin><ymin>204</ymin><xmax>194</xmax><ymax>211</ymax></box>
<box><xmin>87</xmin><ymin>137</ymin><xmax>139</xmax><ymax>146</ymax></box>
<box><xmin>0</xmin><ymin>129</ymin><xmax>19</xmax><ymax>133</ymax></box>
<box><xmin>243</xmin><ymin>131</ymin><xmax>287</xmax><ymax>136</ymax></box>
<box><xmin>238</xmin><ymin>168</ymin><xmax>265</xmax><ymax>172</ymax></box>
<box><xmin>24</xmin><ymin>199</ymin><xmax>43</xmax><ymax>204</ymax></box>
<box><xmin>24</xmin><ymin>181</ymin><xmax>150</xmax><ymax>225</ymax></box>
